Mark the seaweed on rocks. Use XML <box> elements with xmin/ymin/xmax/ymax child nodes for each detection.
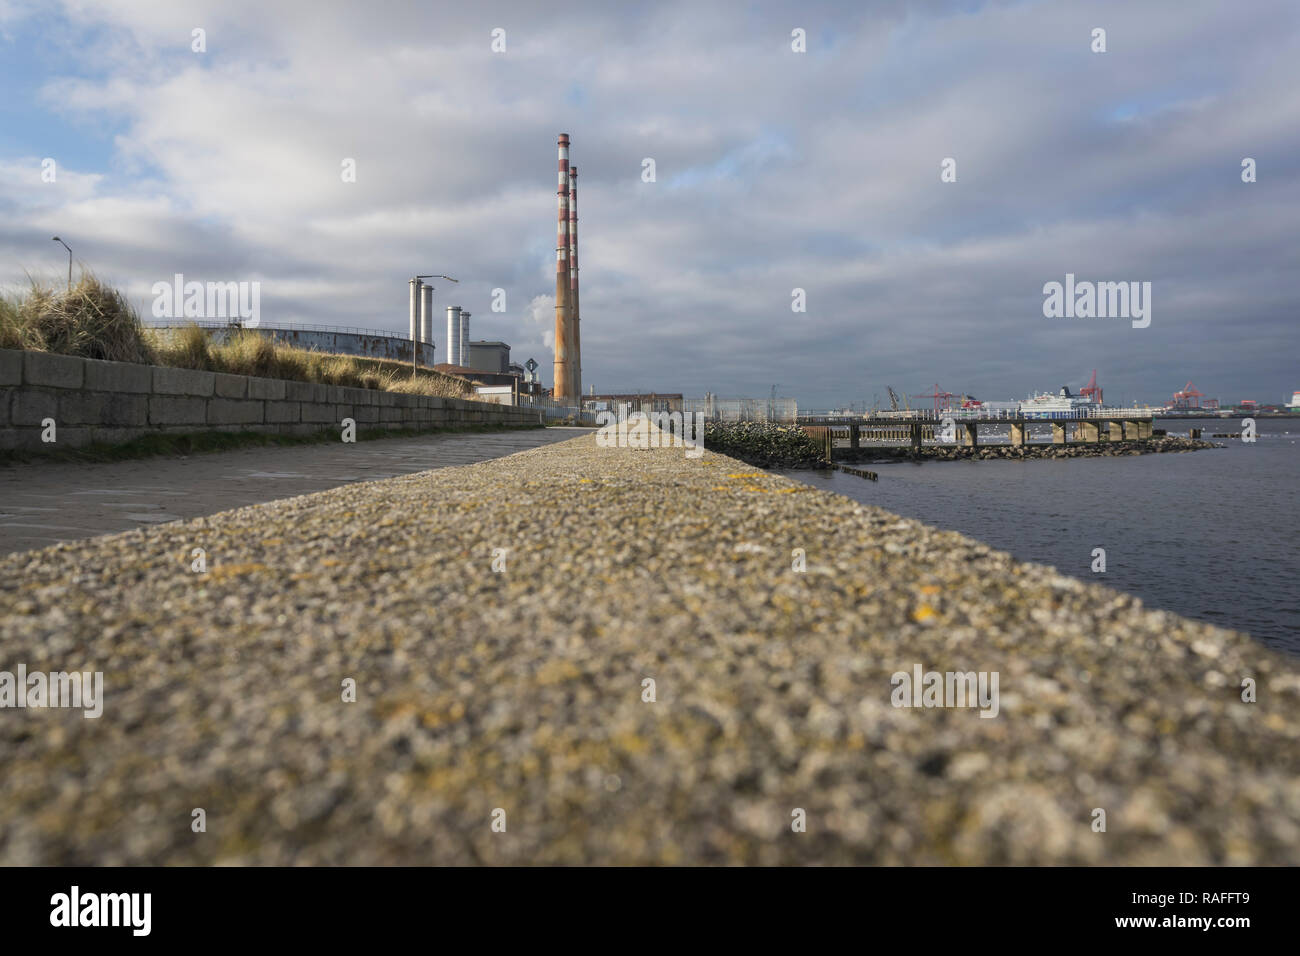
<box><xmin>703</xmin><ymin>421</ymin><xmax>827</xmax><ymax>469</ymax></box>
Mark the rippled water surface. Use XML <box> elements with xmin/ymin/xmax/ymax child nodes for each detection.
<box><xmin>780</xmin><ymin>418</ymin><xmax>1299</xmax><ymax>654</ymax></box>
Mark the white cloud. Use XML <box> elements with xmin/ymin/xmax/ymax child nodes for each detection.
<box><xmin>1</xmin><ymin>0</ymin><xmax>1297</xmax><ymax>400</ymax></box>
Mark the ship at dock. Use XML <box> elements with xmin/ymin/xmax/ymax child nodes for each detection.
<box><xmin>1017</xmin><ymin>385</ymin><xmax>1104</xmax><ymax>419</ymax></box>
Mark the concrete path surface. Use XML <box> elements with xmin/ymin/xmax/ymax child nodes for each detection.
<box><xmin>0</xmin><ymin>427</ymin><xmax>580</xmax><ymax>556</ymax></box>
<box><xmin>0</xmin><ymin>433</ymin><xmax>1296</xmax><ymax>864</ymax></box>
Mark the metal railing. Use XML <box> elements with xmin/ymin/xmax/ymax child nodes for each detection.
<box><xmin>144</xmin><ymin>319</ymin><xmax>407</xmax><ymax>340</ymax></box>
<box><xmin>520</xmin><ymin>395</ymin><xmax>598</xmax><ymax>425</ymax></box>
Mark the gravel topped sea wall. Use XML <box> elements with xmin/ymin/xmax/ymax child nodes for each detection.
<box><xmin>0</xmin><ymin>432</ymin><xmax>1295</xmax><ymax>864</ymax></box>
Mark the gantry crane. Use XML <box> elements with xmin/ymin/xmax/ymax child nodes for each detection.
<box><xmin>1172</xmin><ymin>380</ymin><xmax>1207</xmax><ymax>410</ymax></box>
<box><xmin>1080</xmin><ymin>369</ymin><xmax>1103</xmax><ymax>404</ymax></box>
<box><xmin>912</xmin><ymin>383</ymin><xmax>956</xmax><ymax>414</ymax></box>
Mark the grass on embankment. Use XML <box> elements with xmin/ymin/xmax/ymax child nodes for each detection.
<box><xmin>0</xmin><ymin>421</ymin><xmax>542</xmax><ymax>467</ymax></box>
<box><xmin>1</xmin><ymin>273</ymin><xmax>471</xmax><ymax>399</ymax></box>
<box><xmin>1</xmin><ymin>273</ymin><xmax>152</xmax><ymax>363</ymax></box>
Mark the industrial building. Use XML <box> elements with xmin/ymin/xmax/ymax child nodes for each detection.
<box><xmin>435</xmin><ymin>335</ymin><xmax>520</xmax><ymax>385</ymax></box>
<box><xmin>465</xmin><ymin>341</ymin><xmax>511</xmax><ymax>374</ymax></box>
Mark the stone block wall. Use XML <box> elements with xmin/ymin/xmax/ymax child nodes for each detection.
<box><xmin>0</xmin><ymin>349</ymin><xmax>540</xmax><ymax>451</ymax></box>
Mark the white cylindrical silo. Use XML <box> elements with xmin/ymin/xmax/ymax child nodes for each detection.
<box><xmin>419</xmin><ymin>284</ymin><xmax>434</xmax><ymax>367</ymax></box>
<box><xmin>445</xmin><ymin>305</ymin><xmax>461</xmax><ymax>365</ymax></box>
<box><xmin>459</xmin><ymin>310</ymin><xmax>470</xmax><ymax>369</ymax></box>
<box><xmin>409</xmin><ymin>278</ymin><xmax>421</xmax><ymax>345</ymax></box>
<box><xmin>420</xmin><ymin>284</ymin><xmax>433</xmax><ymax>344</ymax></box>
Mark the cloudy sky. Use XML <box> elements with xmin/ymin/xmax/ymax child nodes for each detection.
<box><xmin>2</xmin><ymin>0</ymin><xmax>1296</xmax><ymax>408</ymax></box>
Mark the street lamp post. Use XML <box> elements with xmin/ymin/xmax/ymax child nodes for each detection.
<box><xmin>412</xmin><ymin>274</ymin><xmax>457</xmax><ymax>376</ymax></box>
<box><xmin>51</xmin><ymin>237</ymin><xmax>72</xmax><ymax>291</ymax></box>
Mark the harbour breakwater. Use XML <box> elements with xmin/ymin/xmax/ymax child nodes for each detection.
<box><xmin>703</xmin><ymin>422</ymin><xmax>1218</xmax><ymax>469</ymax></box>
<box><xmin>838</xmin><ymin>434</ymin><xmax>1219</xmax><ymax>464</ymax></box>
<box><xmin>703</xmin><ymin>421</ymin><xmax>827</xmax><ymax>469</ymax></box>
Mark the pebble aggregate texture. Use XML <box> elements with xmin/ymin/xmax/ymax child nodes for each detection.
<box><xmin>1</xmin><ymin>432</ymin><xmax>1297</xmax><ymax>865</ymax></box>
<box><xmin>0</xmin><ymin>347</ymin><xmax>535</xmax><ymax>451</ymax></box>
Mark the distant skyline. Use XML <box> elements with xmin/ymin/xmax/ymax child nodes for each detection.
<box><xmin>2</xmin><ymin>0</ymin><xmax>1297</xmax><ymax>407</ymax></box>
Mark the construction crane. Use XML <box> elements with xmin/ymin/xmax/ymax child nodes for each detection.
<box><xmin>886</xmin><ymin>385</ymin><xmax>908</xmax><ymax>412</ymax></box>
<box><xmin>912</xmin><ymin>383</ymin><xmax>956</xmax><ymax>414</ymax></box>
<box><xmin>1079</xmin><ymin>369</ymin><xmax>1103</xmax><ymax>405</ymax></box>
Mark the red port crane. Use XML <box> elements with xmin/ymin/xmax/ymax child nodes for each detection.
<box><xmin>912</xmin><ymin>383</ymin><xmax>956</xmax><ymax>414</ymax></box>
<box><xmin>1079</xmin><ymin>369</ymin><xmax>1103</xmax><ymax>404</ymax></box>
<box><xmin>1171</xmin><ymin>380</ymin><xmax>1218</xmax><ymax>410</ymax></box>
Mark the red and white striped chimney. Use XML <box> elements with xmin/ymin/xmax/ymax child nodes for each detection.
<box><xmin>553</xmin><ymin>133</ymin><xmax>573</xmax><ymax>401</ymax></box>
<box><xmin>569</xmin><ymin>165</ymin><xmax>581</xmax><ymax>399</ymax></box>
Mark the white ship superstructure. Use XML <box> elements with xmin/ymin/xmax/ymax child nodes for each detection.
<box><xmin>1018</xmin><ymin>386</ymin><xmax>1102</xmax><ymax>418</ymax></box>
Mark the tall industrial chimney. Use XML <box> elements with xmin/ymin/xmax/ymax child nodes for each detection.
<box><xmin>568</xmin><ymin>165</ymin><xmax>581</xmax><ymax>400</ymax></box>
<box><xmin>553</xmin><ymin>133</ymin><xmax>573</xmax><ymax>401</ymax></box>
<box><xmin>445</xmin><ymin>305</ymin><xmax>462</xmax><ymax>366</ymax></box>
<box><xmin>459</xmin><ymin>310</ymin><xmax>471</xmax><ymax>371</ymax></box>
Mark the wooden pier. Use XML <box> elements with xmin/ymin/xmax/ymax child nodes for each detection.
<box><xmin>799</xmin><ymin>411</ymin><xmax>1157</xmax><ymax>459</ymax></box>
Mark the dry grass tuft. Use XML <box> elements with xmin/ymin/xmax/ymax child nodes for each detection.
<box><xmin>0</xmin><ymin>272</ymin><xmax>154</xmax><ymax>362</ymax></box>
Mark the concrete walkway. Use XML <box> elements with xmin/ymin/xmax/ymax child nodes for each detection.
<box><xmin>0</xmin><ymin>433</ymin><xmax>1296</xmax><ymax>864</ymax></box>
<box><xmin>0</xmin><ymin>427</ymin><xmax>580</xmax><ymax>555</ymax></box>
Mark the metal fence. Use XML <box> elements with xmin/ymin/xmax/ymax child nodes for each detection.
<box><xmin>521</xmin><ymin>396</ymin><xmax>598</xmax><ymax>425</ymax></box>
<box><xmin>682</xmin><ymin>396</ymin><xmax>799</xmax><ymax>423</ymax></box>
